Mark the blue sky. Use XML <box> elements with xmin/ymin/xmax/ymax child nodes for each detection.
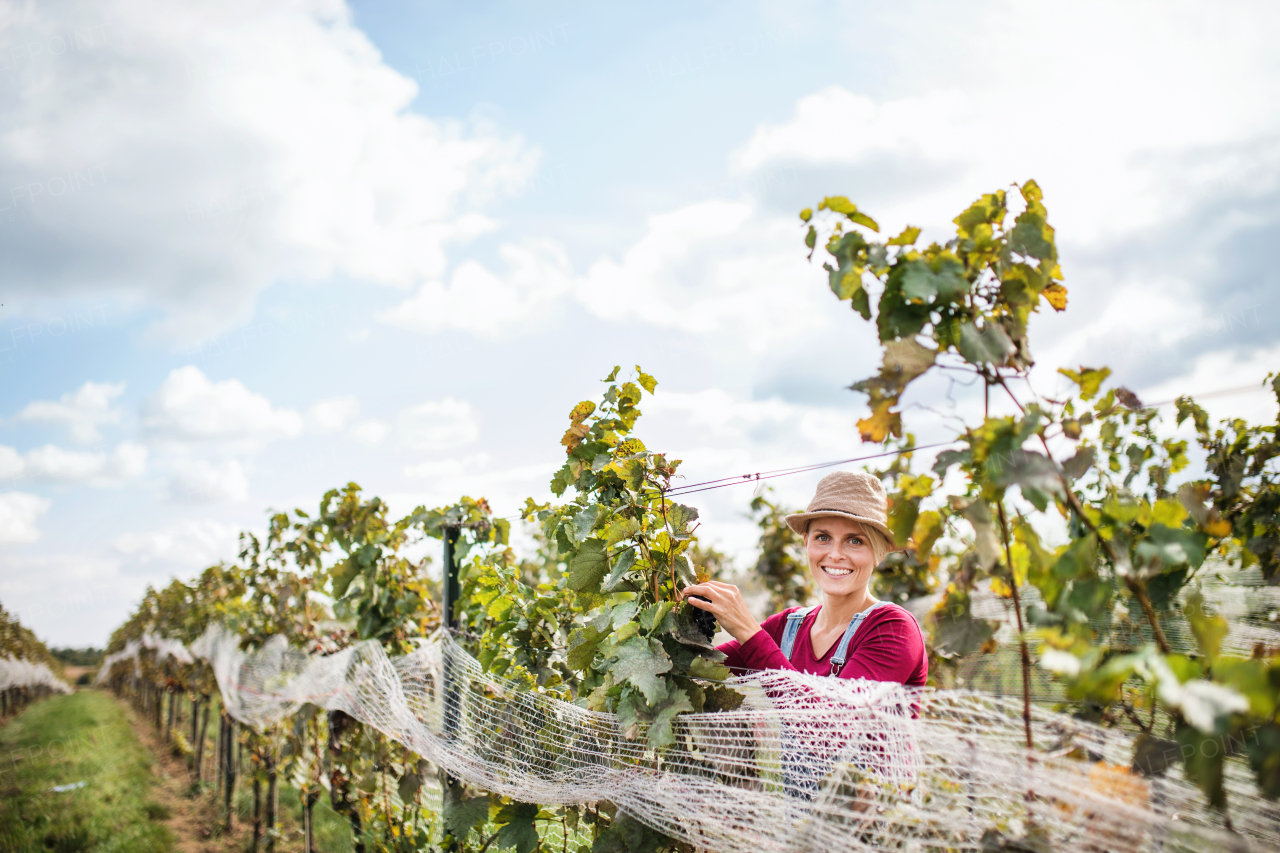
<box><xmin>2</xmin><ymin>0</ymin><xmax>1278</xmax><ymax>646</ymax></box>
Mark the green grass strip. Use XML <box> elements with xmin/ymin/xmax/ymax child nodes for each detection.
<box><xmin>0</xmin><ymin>692</ymin><xmax>174</xmax><ymax>853</ymax></box>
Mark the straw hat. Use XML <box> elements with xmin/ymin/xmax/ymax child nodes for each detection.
<box><xmin>784</xmin><ymin>471</ymin><xmax>895</xmax><ymax>545</ymax></box>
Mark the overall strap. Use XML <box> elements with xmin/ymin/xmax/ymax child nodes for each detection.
<box><xmin>829</xmin><ymin>601</ymin><xmax>890</xmax><ymax>677</ymax></box>
<box><xmin>779</xmin><ymin>606</ymin><xmax>817</xmax><ymax>661</ymax></box>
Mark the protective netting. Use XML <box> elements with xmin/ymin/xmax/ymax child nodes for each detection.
<box><xmin>0</xmin><ymin>657</ymin><xmax>70</xmax><ymax>694</ymax></box>
<box><xmin>98</xmin><ymin>623</ymin><xmax>1280</xmax><ymax>853</ymax></box>
<box><xmin>95</xmin><ymin>631</ymin><xmax>193</xmax><ymax>685</ymax></box>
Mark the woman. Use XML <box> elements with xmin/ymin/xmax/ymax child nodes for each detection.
<box><xmin>682</xmin><ymin>470</ymin><xmax>927</xmax><ymax>687</ymax></box>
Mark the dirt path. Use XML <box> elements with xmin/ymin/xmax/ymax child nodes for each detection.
<box><xmin>115</xmin><ymin>694</ymin><xmax>253</xmax><ymax>853</ymax></box>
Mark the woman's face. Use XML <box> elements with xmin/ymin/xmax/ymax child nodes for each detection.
<box><xmin>806</xmin><ymin>516</ymin><xmax>877</xmax><ymax>599</ymax></box>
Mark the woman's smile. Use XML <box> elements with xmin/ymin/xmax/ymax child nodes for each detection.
<box><xmin>820</xmin><ymin>564</ymin><xmax>854</xmax><ymax>577</ymax></box>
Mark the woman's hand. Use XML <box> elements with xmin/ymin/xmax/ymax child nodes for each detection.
<box><xmin>680</xmin><ymin>582</ymin><xmax>762</xmax><ymax>644</ymax></box>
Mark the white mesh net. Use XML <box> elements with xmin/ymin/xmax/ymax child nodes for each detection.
<box><xmin>98</xmin><ymin>623</ymin><xmax>1280</xmax><ymax>853</ymax></box>
<box><xmin>0</xmin><ymin>657</ymin><xmax>71</xmax><ymax>694</ymax></box>
<box><xmin>95</xmin><ymin>631</ymin><xmax>193</xmax><ymax>685</ymax></box>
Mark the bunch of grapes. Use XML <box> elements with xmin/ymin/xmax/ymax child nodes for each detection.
<box><xmin>688</xmin><ymin>595</ymin><xmax>717</xmax><ymax>643</ymax></box>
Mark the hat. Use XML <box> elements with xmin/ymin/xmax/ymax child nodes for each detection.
<box><xmin>784</xmin><ymin>471</ymin><xmax>895</xmax><ymax>546</ymax></box>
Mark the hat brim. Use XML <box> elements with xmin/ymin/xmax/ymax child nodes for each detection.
<box><xmin>783</xmin><ymin>510</ymin><xmax>898</xmax><ymax>549</ymax></box>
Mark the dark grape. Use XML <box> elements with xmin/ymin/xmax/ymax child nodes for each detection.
<box><xmin>688</xmin><ymin>595</ymin><xmax>717</xmax><ymax>642</ymax></box>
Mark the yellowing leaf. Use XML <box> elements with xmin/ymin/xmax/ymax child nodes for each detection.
<box><xmin>1058</xmin><ymin>366</ymin><xmax>1111</xmax><ymax>400</ymax></box>
<box><xmin>1042</xmin><ymin>282</ymin><xmax>1068</xmax><ymax>311</ymax></box>
<box><xmin>1204</xmin><ymin>518</ymin><xmax>1232</xmax><ymax>538</ymax></box>
<box><xmin>634</xmin><ymin>367</ymin><xmax>657</xmax><ymax>394</ymax></box>
<box><xmin>569</xmin><ymin>400</ymin><xmax>596</xmax><ymax>424</ymax></box>
<box><xmin>888</xmin><ymin>225</ymin><xmax>921</xmax><ymax>246</ymax></box>
<box><xmin>561</xmin><ymin>422</ymin><xmax>589</xmax><ymax>449</ymax></box>
<box><xmin>1152</xmin><ymin>499</ymin><xmax>1188</xmax><ymax>528</ymax></box>
<box><xmin>857</xmin><ymin>403</ymin><xmax>902</xmax><ymax>443</ymax></box>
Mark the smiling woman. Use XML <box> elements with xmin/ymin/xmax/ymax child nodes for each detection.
<box><xmin>682</xmin><ymin>471</ymin><xmax>928</xmax><ymax>686</ymax></box>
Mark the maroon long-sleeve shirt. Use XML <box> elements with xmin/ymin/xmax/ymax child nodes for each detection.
<box><xmin>717</xmin><ymin>603</ymin><xmax>928</xmax><ymax>686</ymax></box>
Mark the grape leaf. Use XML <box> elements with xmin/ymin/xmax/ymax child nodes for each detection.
<box><xmin>611</xmin><ymin>636</ymin><xmax>672</xmax><ymax>703</ymax></box>
<box><xmin>494</xmin><ymin>802</ymin><xmax>540</xmax><ymax>853</ymax></box>
<box><xmin>602</xmin><ymin>547</ymin><xmax>637</xmax><ymax>592</ymax></box>
<box><xmin>957</xmin><ymin>321</ymin><xmax>1016</xmax><ymax>366</ymax></box>
<box><xmin>901</xmin><ymin>257</ymin><xmax>968</xmax><ymax>303</ymax></box>
<box><xmin>566</xmin><ymin>539</ymin><xmax>609</xmax><ymax>593</ymax></box>
<box><xmin>887</xmin><ymin>225</ymin><xmax>921</xmax><ymax>246</ymax></box>
<box><xmin>647</xmin><ymin>685</ymin><xmax>695</xmax><ymax>750</ymax></box>
<box><xmin>443</xmin><ymin>789</ymin><xmax>490</xmax><ymax>841</ymax></box>
<box><xmin>1058</xmin><ymin>366</ymin><xmax>1111</xmax><ymax>400</ymax></box>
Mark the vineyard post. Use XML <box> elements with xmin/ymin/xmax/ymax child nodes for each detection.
<box><xmin>441</xmin><ymin>522</ymin><xmax>464</xmax><ymax>849</ymax></box>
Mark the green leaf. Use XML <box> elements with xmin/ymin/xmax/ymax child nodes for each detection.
<box><xmin>611</xmin><ymin>636</ymin><xmax>672</xmax><ymax>703</ymax></box>
<box><xmin>330</xmin><ymin>559</ymin><xmax>361</xmax><ymax>599</ymax></box>
<box><xmin>495</xmin><ymin>802</ymin><xmax>541</xmax><ymax>853</ymax></box>
<box><xmin>602</xmin><ymin>516</ymin><xmax>641</xmax><ymax>548</ymax></box>
<box><xmin>1010</xmin><ymin>209</ymin><xmax>1057</xmax><ymax>261</ymax></box>
<box><xmin>592</xmin><ymin>811</ymin><xmax>670</xmax><ymax>853</ymax></box>
<box><xmin>932</xmin><ymin>448</ymin><xmax>971</xmax><ymax>478</ymax></box>
<box><xmin>397</xmin><ymin>770</ymin><xmax>421</xmax><ymax>804</ymax></box>
<box><xmin>1060</xmin><ymin>447</ymin><xmax>1095</xmax><ymax>481</ymax></box>
<box><xmin>953</xmin><ymin>190</ymin><xmax>1006</xmax><ymax>237</ymax></box>
<box><xmin>667</xmin><ymin>503</ymin><xmax>698</xmax><ymax>533</ymax></box>
<box><xmin>567</xmin><ymin>539</ymin><xmax>609</xmax><ymax>593</ymax></box>
<box><xmin>932</xmin><ymin>585</ymin><xmax>997</xmax><ymax>657</ymax></box>
<box><xmin>1054</xmin><ymin>533</ymin><xmax>1098</xmax><ymax>581</ymax></box>
<box><xmin>688</xmin><ymin>655</ymin><xmax>730</xmax><ymax>682</ymax></box>
<box><xmin>1246</xmin><ymin>722</ymin><xmax>1280</xmax><ymax>798</ymax></box>
<box><xmin>646</xmin><ymin>685</ymin><xmax>695</xmax><ymax>750</ymax></box>
<box><xmin>603</xmin><ymin>547</ymin><xmax>637</xmax><ymax>592</ymax></box>
<box><xmin>443</xmin><ymin>789</ymin><xmax>490</xmax><ymax>841</ymax></box>
<box><xmin>1177</xmin><ymin>725</ymin><xmax>1227</xmax><ymax>808</ymax></box>
<box><xmin>572</xmin><ymin>504</ymin><xmax>603</xmax><ymax>543</ymax></box>
<box><xmin>1183</xmin><ymin>590</ymin><xmax>1228</xmax><ymax>663</ymax></box>
<box><xmin>567</xmin><ymin>624</ymin><xmax>608</xmax><ymax>671</ymax></box>
<box><xmin>957</xmin><ymin>321</ymin><xmax>1015</xmax><ymax>366</ymax></box>
<box><xmin>901</xmin><ymin>257</ymin><xmax>968</xmax><ymax>303</ymax></box>
<box><xmin>987</xmin><ymin>449</ymin><xmax>1064</xmax><ymax>511</ymax></box>
<box><xmin>1135</xmin><ymin>524</ymin><xmax>1207</xmax><ymax>575</ymax></box>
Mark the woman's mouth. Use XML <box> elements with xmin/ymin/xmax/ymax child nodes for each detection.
<box><xmin>821</xmin><ymin>565</ymin><xmax>853</xmax><ymax>577</ymax></box>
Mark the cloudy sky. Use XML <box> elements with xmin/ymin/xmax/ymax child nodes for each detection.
<box><xmin>2</xmin><ymin>0</ymin><xmax>1277</xmax><ymax>647</ymax></box>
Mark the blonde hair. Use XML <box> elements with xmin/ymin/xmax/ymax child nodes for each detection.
<box><xmin>805</xmin><ymin>518</ymin><xmax>892</xmax><ymax>565</ymax></box>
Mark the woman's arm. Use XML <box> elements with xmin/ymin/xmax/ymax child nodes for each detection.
<box><xmin>719</xmin><ymin>629</ymin><xmax>800</xmax><ymax>674</ymax></box>
<box><xmin>680</xmin><ymin>582</ymin><xmax>799</xmax><ymax>674</ymax></box>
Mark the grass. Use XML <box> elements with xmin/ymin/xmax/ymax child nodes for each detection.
<box><xmin>0</xmin><ymin>691</ymin><xmax>174</xmax><ymax>853</ymax></box>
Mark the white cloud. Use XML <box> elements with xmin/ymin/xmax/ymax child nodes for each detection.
<box><xmin>112</xmin><ymin>519</ymin><xmax>241</xmax><ymax>569</ymax></box>
<box><xmin>404</xmin><ymin>453</ymin><xmax>491</xmax><ymax>479</ymax></box>
<box><xmin>0</xmin><ymin>442</ymin><xmax>147</xmax><ymax>486</ymax></box>
<box><xmin>16</xmin><ymin>381</ymin><xmax>126</xmax><ymax>443</ymax></box>
<box><xmin>143</xmin><ymin>366</ymin><xmax>302</xmax><ymax>444</ymax></box>
<box><xmin>0</xmin><ymin>0</ymin><xmax>539</xmax><ymax>342</ymax></box>
<box><xmin>379</xmin><ymin>240</ymin><xmax>573</xmax><ymax>335</ymax></box>
<box><xmin>350</xmin><ymin>420</ymin><xmax>389</xmax><ymax>446</ymax></box>
<box><xmin>397</xmin><ymin>399</ymin><xmax>479</xmax><ymax>450</ymax></box>
<box><xmin>167</xmin><ymin>458</ymin><xmax>249</xmax><ymax>503</ymax></box>
<box><xmin>0</xmin><ymin>492</ymin><xmax>52</xmax><ymax>544</ymax></box>
<box><xmin>308</xmin><ymin>396</ymin><xmax>360</xmax><ymax>432</ymax></box>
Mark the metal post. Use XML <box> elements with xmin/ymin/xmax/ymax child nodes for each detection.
<box><xmin>440</xmin><ymin>525</ymin><xmax>463</xmax><ymax>850</ymax></box>
<box><xmin>441</xmin><ymin>525</ymin><xmax>461</xmax><ymax>632</ymax></box>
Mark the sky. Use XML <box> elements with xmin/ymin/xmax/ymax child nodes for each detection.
<box><xmin>1</xmin><ymin>0</ymin><xmax>1278</xmax><ymax>647</ymax></box>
